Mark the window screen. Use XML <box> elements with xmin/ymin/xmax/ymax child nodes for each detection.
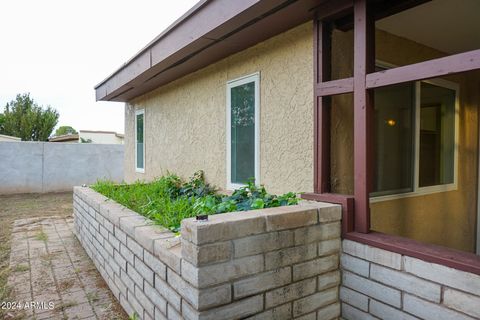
<box><xmin>230</xmin><ymin>81</ymin><xmax>255</xmax><ymax>184</ymax></box>
<box><xmin>136</xmin><ymin>112</ymin><xmax>144</xmax><ymax>170</ymax></box>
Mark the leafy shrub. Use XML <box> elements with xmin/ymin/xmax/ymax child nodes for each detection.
<box><xmin>92</xmin><ymin>171</ymin><xmax>299</xmax><ymax>233</ymax></box>
<box><xmin>193</xmin><ymin>179</ymin><xmax>298</xmax><ymax>215</ymax></box>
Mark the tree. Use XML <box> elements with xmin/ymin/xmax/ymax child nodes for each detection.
<box><xmin>1</xmin><ymin>93</ymin><xmax>59</xmax><ymax>141</ymax></box>
<box><xmin>0</xmin><ymin>113</ymin><xmax>4</xmax><ymax>133</ymax></box>
<box><xmin>55</xmin><ymin>126</ymin><xmax>77</xmax><ymax>136</ymax></box>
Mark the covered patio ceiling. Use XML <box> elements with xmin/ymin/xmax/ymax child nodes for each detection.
<box><xmin>377</xmin><ymin>0</ymin><xmax>480</xmax><ymax>55</ymax></box>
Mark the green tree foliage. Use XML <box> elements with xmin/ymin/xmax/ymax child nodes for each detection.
<box><xmin>55</xmin><ymin>125</ymin><xmax>77</xmax><ymax>136</ymax></box>
<box><xmin>1</xmin><ymin>93</ymin><xmax>59</xmax><ymax>141</ymax></box>
<box><xmin>0</xmin><ymin>113</ymin><xmax>4</xmax><ymax>132</ymax></box>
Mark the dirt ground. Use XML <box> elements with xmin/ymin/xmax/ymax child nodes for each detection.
<box><xmin>2</xmin><ymin>192</ymin><xmax>124</xmax><ymax>319</ymax></box>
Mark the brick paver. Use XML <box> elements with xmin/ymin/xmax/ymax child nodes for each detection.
<box><xmin>6</xmin><ymin>216</ymin><xmax>127</xmax><ymax>320</ymax></box>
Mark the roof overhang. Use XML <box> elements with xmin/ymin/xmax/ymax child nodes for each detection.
<box><xmin>49</xmin><ymin>134</ymin><xmax>79</xmax><ymax>142</ymax></box>
<box><xmin>95</xmin><ymin>0</ymin><xmax>352</xmax><ymax>102</ymax></box>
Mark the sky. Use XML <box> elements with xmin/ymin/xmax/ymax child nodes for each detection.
<box><xmin>0</xmin><ymin>0</ymin><xmax>199</xmax><ymax>134</ymax></box>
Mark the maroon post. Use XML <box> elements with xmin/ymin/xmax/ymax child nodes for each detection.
<box><xmin>353</xmin><ymin>0</ymin><xmax>374</xmax><ymax>233</ymax></box>
<box><xmin>313</xmin><ymin>20</ymin><xmax>332</xmax><ymax>194</ymax></box>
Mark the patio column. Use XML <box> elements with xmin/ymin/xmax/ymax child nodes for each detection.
<box><xmin>353</xmin><ymin>0</ymin><xmax>375</xmax><ymax>233</ymax></box>
<box><xmin>313</xmin><ymin>20</ymin><xmax>332</xmax><ymax>194</ymax></box>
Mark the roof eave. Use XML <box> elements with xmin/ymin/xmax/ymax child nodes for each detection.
<box><xmin>95</xmin><ymin>0</ymin><xmax>343</xmax><ymax>102</ymax></box>
<box><xmin>94</xmin><ymin>0</ymin><xmax>210</xmax><ymax>90</ymax></box>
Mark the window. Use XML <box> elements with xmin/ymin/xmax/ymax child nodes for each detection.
<box><xmin>371</xmin><ymin>77</ymin><xmax>458</xmax><ymax>201</ymax></box>
<box><xmin>226</xmin><ymin>73</ymin><xmax>260</xmax><ymax>189</ymax></box>
<box><xmin>135</xmin><ymin>109</ymin><xmax>145</xmax><ymax>173</ymax></box>
<box><xmin>373</xmin><ymin>82</ymin><xmax>415</xmax><ymax>196</ymax></box>
<box><xmin>418</xmin><ymin>82</ymin><xmax>456</xmax><ymax>187</ymax></box>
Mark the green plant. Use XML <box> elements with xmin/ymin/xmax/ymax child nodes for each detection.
<box><xmin>93</xmin><ymin>173</ymin><xmax>201</xmax><ymax>232</ymax></box>
<box><xmin>92</xmin><ymin>172</ymin><xmax>299</xmax><ymax>233</ymax></box>
<box><xmin>193</xmin><ymin>179</ymin><xmax>299</xmax><ymax>215</ymax></box>
<box><xmin>86</xmin><ymin>291</ymin><xmax>100</xmax><ymax>303</ymax></box>
<box><xmin>178</xmin><ymin>170</ymin><xmax>217</xmax><ymax>198</ymax></box>
<box><xmin>12</xmin><ymin>264</ymin><xmax>29</xmax><ymax>272</ymax></box>
<box><xmin>129</xmin><ymin>312</ymin><xmax>139</xmax><ymax>320</ymax></box>
<box><xmin>35</xmin><ymin>231</ymin><xmax>48</xmax><ymax>242</ymax></box>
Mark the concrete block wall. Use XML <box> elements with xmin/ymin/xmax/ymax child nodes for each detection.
<box><xmin>73</xmin><ymin>186</ymin><xmax>342</xmax><ymax>320</ymax></box>
<box><xmin>340</xmin><ymin>239</ymin><xmax>480</xmax><ymax>320</ymax></box>
<box><xmin>0</xmin><ymin>141</ymin><xmax>124</xmax><ymax>194</ymax></box>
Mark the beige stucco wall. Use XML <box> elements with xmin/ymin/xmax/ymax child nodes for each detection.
<box><xmin>330</xmin><ymin>28</ymin><xmax>480</xmax><ymax>252</ymax></box>
<box><xmin>124</xmin><ymin>22</ymin><xmax>314</xmax><ymax>195</ymax></box>
<box><xmin>123</xmin><ymin>20</ymin><xmax>478</xmax><ymax>252</ymax></box>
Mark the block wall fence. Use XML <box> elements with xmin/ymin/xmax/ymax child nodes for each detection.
<box><xmin>340</xmin><ymin>239</ymin><xmax>480</xmax><ymax>320</ymax></box>
<box><xmin>0</xmin><ymin>142</ymin><xmax>124</xmax><ymax>194</ymax></box>
<box><xmin>73</xmin><ymin>186</ymin><xmax>343</xmax><ymax>320</ymax></box>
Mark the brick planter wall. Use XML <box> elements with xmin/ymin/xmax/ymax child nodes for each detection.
<box><xmin>73</xmin><ymin>186</ymin><xmax>342</xmax><ymax>320</ymax></box>
<box><xmin>340</xmin><ymin>239</ymin><xmax>480</xmax><ymax>320</ymax></box>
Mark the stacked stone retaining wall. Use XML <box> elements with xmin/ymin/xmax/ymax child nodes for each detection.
<box><xmin>73</xmin><ymin>186</ymin><xmax>342</xmax><ymax>320</ymax></box>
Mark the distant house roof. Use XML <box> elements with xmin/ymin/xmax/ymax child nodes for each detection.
<box><xmin>0</xmin><ymin>134</ymin><xmax>21</xmax><ymax>142</ymax></box>
<box><xmin>94</xmin><ymin>0</ymin><xmax>329</xmax><ymax>102</ymax></box>
<box><xmin>49</xmin><ymin>134</ymin><xmax>79</xmax><ymax>142</ymax></box>
<box><xmin>79</xmin><ymin>130</ymin><xmax>124</xmax><ymax>138</ymax></box>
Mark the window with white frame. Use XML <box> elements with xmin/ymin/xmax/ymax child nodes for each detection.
<box><xmin>371</xmin><ymin>73</ymin><xmax>458</xmax><ymax>201</ymax></box>
<box><xmin>226</xmin><ymin>73</ymin><xmax>260</xmax><ymax>189</ymax></box>
<box><xmin>135</xmin><ymin>109</ymin><xmax>145</xmax><ymax>173</ymax></box>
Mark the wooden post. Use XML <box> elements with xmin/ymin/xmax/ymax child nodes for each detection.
<box><xmin>313</xmin><ymin>20</ymin><xmax>332</xmax><ymax>194</ymax></box>
<box><xmin>353</xmin><ymin>0</ymin><xmax>374</xmax><ymax>233</ymax></box>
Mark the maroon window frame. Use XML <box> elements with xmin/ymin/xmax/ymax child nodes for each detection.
<box><xmin>302</xmin><ymin>0</ymin><xmax>480</xmax><ymax>275</ymax></box>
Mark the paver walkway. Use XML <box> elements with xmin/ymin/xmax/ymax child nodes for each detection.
<box><xmin>6</xmin><ymin>216</ymin><xmax>127</xmax><ymax>320</ymax></box>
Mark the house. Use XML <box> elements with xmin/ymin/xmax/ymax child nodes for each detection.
<box><xmin>49</xmin><ymin>133</ymin><xmax>79</xmax><ymax>143</ymax></box>
<box><xmin>94</xmin><ymin>0</ymin><xmax>480</xmax><ymax>319</ymax></box>
<box><xmin>78</xmin><ymin>130</ymin><xmax>124</xmax><ymax>144</ymax></box>
<box><xmin>0</xmin><ymin>134</ymin><xmax>21</xmax><ymax>142</ymax></box>
<box><xmin>49</xmin><ymin>130</ymin><xmax>124</xmax><ymax>144</ymax></box>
